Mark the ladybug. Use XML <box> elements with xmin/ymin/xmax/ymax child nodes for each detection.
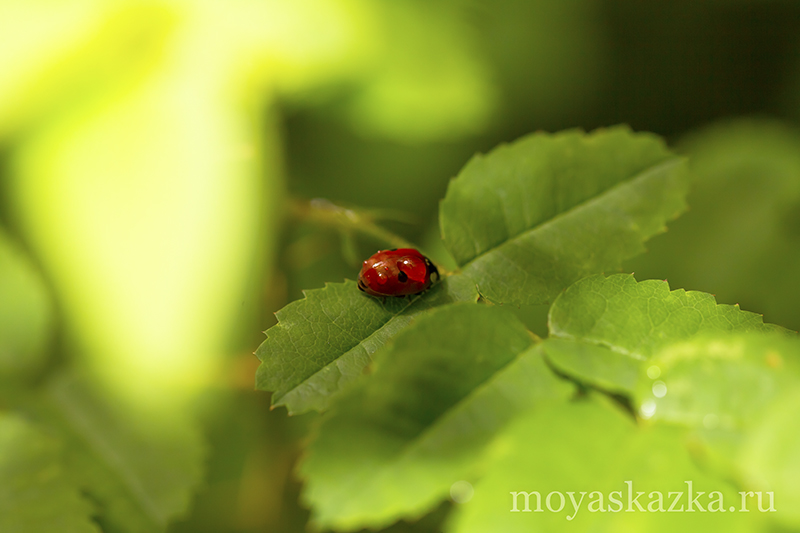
<box><xmin>357</xmin><ymin>248</ymin><xmax>439</xmax><ymax>298</ymax></box>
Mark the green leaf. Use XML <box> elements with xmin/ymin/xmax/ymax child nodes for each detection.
<box><xmin>541</xmin><ymin>337</ymin><xmax>642</xmax><ymax>394</ymax></box>
<box><xmin>634</xmin><ymin>332</ymin><xmax>800</xmax><ymax>428</ymax></box>
<box><xmin>739</xmin><ymin>389</ymin><xmax>800</xmax><ymax>527</ymax></box>
<box><xmin>23</xmin><ymin>372</ymin><xmax>205</xmax><ymax>533</ymax></box>
<box><xmin>299</xmin><ymin>304</ymin><xmax>573</xmax><ymax>531</ymax></box>
<box><xmin>544</xmin><ymin>274</ymin><xmax>783</xmax><ymax>394</ymax></box>
<box><xmin>633</xmin><ymin>333</ymin><xmax>800</xmax><ymax>527</ymax></box>
<box><xmin>255</xmin><ymin>274</ymin><xmax>479</xmax><ymax>415</ymax></box>
<box><xmin>440</xmin><ymin>126</ymin><xmax>689</xmax><ymax>305</ymax></box>
<box><xmin>0</xmin><ymin>413</ymin><xmax>98</xmax><ymax>533</ymax></box>
<box><xmin>0</xmin><ymin>228</ymin><xmax>53</xmax><ymax>381</ymax></box>
<box><xmin>447</xmin><ymin>398</ymin><xmax>755</xmax><ymax>533</ymax></box>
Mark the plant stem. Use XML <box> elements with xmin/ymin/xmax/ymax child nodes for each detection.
<box><xmin>289</xmin><ymin>198</ymin><xmax>415</xmax><ymax>250</ymax></box>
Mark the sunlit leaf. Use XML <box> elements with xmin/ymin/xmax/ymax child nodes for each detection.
<box><xmin>544</xmin><ymin>274</ymin><xmax>783</xmax><ymax>394</ymax></box>
<box><xmin>739</xmin><ymin>389</ymin><xmax>800</xmax><ymax>527</ymax></box>
<box><xmin>299</xmin><ymin>304</ymin><xmax>573</xmax><ymax>531</ymax></box>
<box><xmin>0</xmin><ymin>413</ymin><xmax>98</xmax><ymax>533</ymax></box>
<box><xmin>255</xmin><ymin>274</ymin><xmax>479</xmax><ymax>415</ymax></box>
<box><xmin>634</xmin><ymin>332</ymin><xmax>800</xmax><ymax>428</ymax></box>
<box><xmin>0</xmin><ymin>1</ymin><xmax>153</xmax><ymax>141</ymax></box>
<box><xmin>633</xmin><ymin>333</ymin><xmax>800</xmax><ymax>528</ymax></box>
<box><xmin>440</xmin><ymin>127</ymin><xmax>689</xmax><ymax>305</ymax></box>
<box><xmin>447</xmin><ymin>398</ymin><xmax>755</xmax><ymax>533</ymax></box>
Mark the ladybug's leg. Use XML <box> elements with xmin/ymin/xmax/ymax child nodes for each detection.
<box><xmin>426</xmin><ymin>259</ymin><xmax>440</xmax><ymax>281</ymax></box>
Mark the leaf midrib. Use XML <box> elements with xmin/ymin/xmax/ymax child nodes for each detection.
<box><xmin>458</xmin><ymin>157</ymin><xmax>684</xmax><ymax>271</ymax></box>
<box><xmin>47</xmin><ymin>384</ymin><xmax>166</xmax><ymax>530</ymax></box>
<box><xmin>274</xmin><ymin>289</ymin><xmax>425</xmax><ymax>404</ymax></box>
<box><xmin>313</xmin><ymin>343</ymin><xmax>541</xmax><ymax>524</ymax></box>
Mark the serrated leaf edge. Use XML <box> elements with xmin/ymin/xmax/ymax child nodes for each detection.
<box><xmin>548</xmin><ymin>273</ymin><xmax>785</xmax><ymax>362</ymax></box>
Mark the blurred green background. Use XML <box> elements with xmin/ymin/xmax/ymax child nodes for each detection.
<box><xmin>1</xmin><ymin>1</ymin><xmax>800</xmax><ymax>531</ymax></box>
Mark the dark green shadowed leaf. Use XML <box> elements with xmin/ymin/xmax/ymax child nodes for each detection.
<box><xmin>440</xmin><ymin>126</ymin><xmax>689</xmax><ymax>305</ymax></box>
<box><xmin>627</xmin><ymin>120</ymin><xmax>800</xmax><ymax>332</ymax></box>
<box><xmin>0</xmin><ymin>229</ymin><xmax>53</xmax><ymax>381</ymax></box>
<box><xmin>299</xmin><ymin>304</ymin><xmax>573</xmax><ymax>531</ymax></box>
<box><xmin>19</xmin><ymin>372</ymin><xmax>206</xmax><ymax>533</ymax></box>
<box><xmin>544</xmin><ymin>274</ymin><xmax>783</xmax><ymax>395</ymax></box>
<box><xmin>0</xmin><ymin>414</ymin><xmax>98</xmax><ymax>533</ymax></box>
<box><xmin>256</xmin><ymin>275</ymin><xmax>478</xmax><ymax>415</ymax></box>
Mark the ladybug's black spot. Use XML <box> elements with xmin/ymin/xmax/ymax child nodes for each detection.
<box><xmin>397</xmin><ymin>271</ymin><xmax>408</xmax><ymax>283</ymax></box>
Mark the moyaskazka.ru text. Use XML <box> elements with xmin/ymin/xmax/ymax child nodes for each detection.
<box><xmin>510</xmin><ymin>481</ymin><xmax>775</xmax><ymax>520</ymax></box>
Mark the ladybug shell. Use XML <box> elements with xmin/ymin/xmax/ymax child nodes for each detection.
<box><xmin>357</xmin><ymin>248</ymin><xmax>439</xmax><ymax>297</ymax></box>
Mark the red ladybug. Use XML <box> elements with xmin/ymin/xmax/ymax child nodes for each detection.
<box><xmin>357</xmin><ymin>248</ymin><xmax>439</xmax><ymax>297</ymax></box>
